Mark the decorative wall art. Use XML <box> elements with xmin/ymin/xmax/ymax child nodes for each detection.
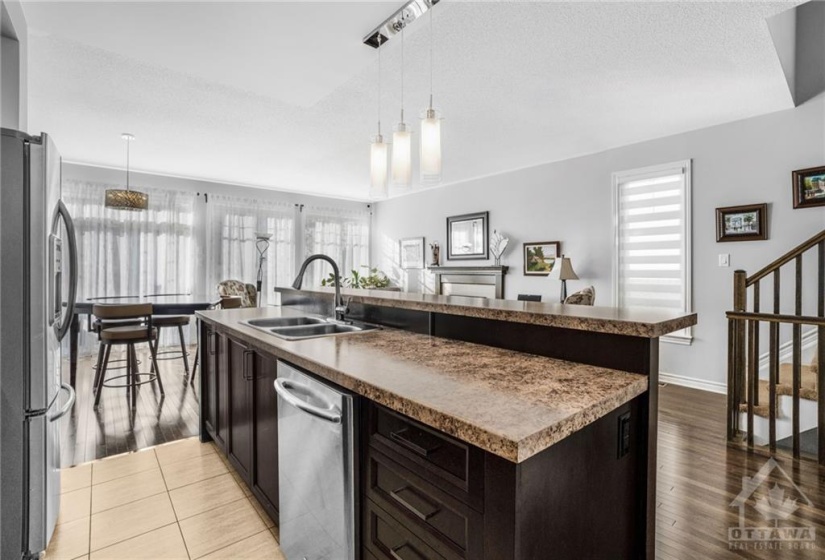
<box><xmin>447</xmin><ymin>211</ymin><xmax>489</xmax><ymax>260</ymax></box>
<box><xmin>400</xmin><ymin>237</ymin><xmax>425</xmax><ymax>269</ymax></box>
<box><xmin>523</xmin><ymin>241</ymin><xmax>561</xmax><ymax>276</ymax></box>
<box><xmin>792</xmin><ymin>166</ymin><xmax>825</xmax><ymax>209</ymax></box>
<box><xmin>716</xmin><ymin>204</ymin><xmax>768</xmax><ymax>242</ymax></box>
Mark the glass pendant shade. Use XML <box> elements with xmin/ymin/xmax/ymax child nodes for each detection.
<box><xmin>391</xmin><ymin>122</ymin><xmax>412</xmax><ymax>190</ymax></box>
<box><xmin>104</xmin><ymin>189</ymin><xmax>148</xmax><ymax>211</ymax></box>
<box><xmin>370</xmin><ymin>134</ymin><xmax>388</xmax><ymax>199</ymax></box>
<box><xmin>420</xmin><ymin>107</ymin><xmax>442</xmax><ymax>185</ymax></box>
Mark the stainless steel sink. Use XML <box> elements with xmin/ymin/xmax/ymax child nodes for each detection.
<box><xmin>246</xmin><ymin>316</ymin><xmax>326</xmax><ymax>328</ymax></box>
<box><xmin>242</xmin><ymin>316</ymin><xmax>379</xmax><ymax>340</ymax></box>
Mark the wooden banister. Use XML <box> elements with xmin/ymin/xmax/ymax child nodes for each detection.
<box><xmin>747</xmin><ymin>229</ymin><xmax>825</xmax><ymax>286</ymax></box>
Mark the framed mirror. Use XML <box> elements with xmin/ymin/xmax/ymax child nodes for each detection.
<box><xmin>447</xmin><ymin>211</ymin><xmax>489</xmax><ymax>260</ymax></box>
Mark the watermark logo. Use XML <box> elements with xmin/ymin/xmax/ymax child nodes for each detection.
<box><xmin>729</xmin><ymin>458</ymin><xmax>816</xmax><ymax>551</ymax></box>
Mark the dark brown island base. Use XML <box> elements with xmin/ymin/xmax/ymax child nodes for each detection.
<box><xmin>196</xmin><ymin>288</ymin><xmax>696</xmax><ymax>560</ymax></box>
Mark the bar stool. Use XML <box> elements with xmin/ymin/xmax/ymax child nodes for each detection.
<box><xmin>150</xmin><ymin>315</ymin><xmax>192</xmax><ymax>377</ymax></box>
<box><xmin>92</xmin><ymin>303</ymin><xmax>163</xmax><ymax>409</ymax></box>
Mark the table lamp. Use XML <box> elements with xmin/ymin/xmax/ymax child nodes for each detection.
<box><xmin>548</xmin><ymin>254</ymin><xmax>578</xmax><ymax>303</ymax></box>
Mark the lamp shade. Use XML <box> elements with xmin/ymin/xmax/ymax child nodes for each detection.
<box><xmin>391</xmin><ymin>122</ymin><xmax>412</xmax><ymax>190</ymax></box>
<box><xmin>548</xmin><ymin>255</ymin><xmax>579</xmax><ymax>281</ymax></box>
<box><xmin>104</xmin><ymin>189</ymin><xmax>148</xmax><ymax>211</ymax></box>
<box><xmin>370</xmin><ymin>134</ymin><xmax>388</xmax><ymax>199</ymax></box>
<box><xmin>420</xmin><ymin>108</ymin><xmax>442</xmax><ymax>185</ymax></box>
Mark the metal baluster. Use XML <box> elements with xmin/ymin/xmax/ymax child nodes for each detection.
<box><xmin>752</xmin><ymin>282</ymin><xmax>760</xmax><ymax>407</ymax></box>
<box><xmin>769</xmin><ymin>321</ymin><xmax>778</xmax><ymax>454</ymax></box>
<box><xmin>747</xmin><ymin>319</ymin><xmax>755</xmax><ymax>449</ymax></box>
<box><xmin>773</xmin><ymin>269</ymin><xmax>781</xmax><ymax>383</ymax></box>
<box><xmin>818</xmin><ymin>240</ymin><xmax>825</xmax><ymax>465</ymax></box>
<box><xmin>793</xmin><ymin>255</ymin><xmax>802</xmax><ymax>459</ymax></box>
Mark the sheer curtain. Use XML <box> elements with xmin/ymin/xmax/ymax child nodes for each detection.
<box><xmin>63</xmin><ymin>180</ymin><xmax>197</xmax><ymax>354</ymax></box>
<box><xmin>206</xmin><ymin>195</ymin><xmax>296</xmax><ymax>304</ymax></box>
<box><xmin>303</xmin><ymin>205</ymin><xmax>371</xmax><ymax>288</ymax></box>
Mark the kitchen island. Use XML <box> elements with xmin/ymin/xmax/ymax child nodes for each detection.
<box><xmin>196</xmin><ymin>290</ymin><xmax>696</xmax><ymax>560</ymax></box>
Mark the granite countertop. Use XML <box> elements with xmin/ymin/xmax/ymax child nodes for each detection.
<box><xmin>274</xmin><ymin>287</ymin><xmax>697</xmax><ymax>338</ymax></box>
<box><xmin>197</xmin><ymin>307</ymin><xmax>649</xmax><ymax>463</ymax></box>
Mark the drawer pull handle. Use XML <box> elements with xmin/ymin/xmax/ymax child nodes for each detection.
<box><xmin>390</xmin><ymin>543</ymin><xmax>426</xmax><ymax>560</ymax></box>
<box><xmin>390</xmin><ymin>485</ymin><xmax>440</xmax><ymax>521</ymax></box>
<box><xmin>389</xmin><ymin>428</ymin><xmax>440</xmax><ymax>458</ymax></box>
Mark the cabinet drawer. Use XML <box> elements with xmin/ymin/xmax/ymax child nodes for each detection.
<box><xmin>368</xmin><ymin>404</ymin><xmax>483</xmax><ymax>509</ymax></box>
<box><xmin>368</xmin><ymin>450</ymin><xmax>482</xmax><ymax>560</ymax></box>
<box><xmin>365</xmin><ymin>500</ymin><xmax>446</xmax><ymax>560</ymax></box>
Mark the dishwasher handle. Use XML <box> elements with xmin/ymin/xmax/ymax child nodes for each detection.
<box><xmin>274</xmin><ymin>378</ymin><xmax>342</xmax><ymax>424</ymax></box>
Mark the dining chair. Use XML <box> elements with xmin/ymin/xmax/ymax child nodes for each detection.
<box><xmin>216</xmin><ymin>280</ymin><xmax>257</xmax><ymax>307</ymax></box>
<box><xmin>92</xmin><ymin>303</ymin><xmax>163</xmax><ymax>409</ymax></box>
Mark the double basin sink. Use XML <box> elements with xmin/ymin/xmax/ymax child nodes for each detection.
<box><xmin>242</xmin><ymin>315</ymin><xmax>379</xmax><ymax>341</ymax></box>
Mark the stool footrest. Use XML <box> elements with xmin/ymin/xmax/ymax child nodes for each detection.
<box><xmin>101</xmin><ymin>372</ymin><xmax>160</xmax><ymax>389</ymax></box>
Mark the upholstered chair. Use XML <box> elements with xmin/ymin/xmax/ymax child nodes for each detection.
<box><xmin>564</xmin><ymin>286</ymin><xmax>595</xmax><ymax>306</ymax></box>
<box><xmin>216</xmin><ymin>279</ymin><xmax>257</xmax><ymax>308</ymax></box>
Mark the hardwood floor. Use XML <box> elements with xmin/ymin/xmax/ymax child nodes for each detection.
<box><xmin>59</xmin><ymin>346</ymin><xmax>200</xmax><ymax>468</ymax></box>
<box><xmin>59</xmin><ymin>356</ymin><xmax>823</xmax><ymax>558</ymax></box>
<box><xmin>657</xmin><ymin>384</ymin><xmax>824</xmax><ymax>559</ymax></box>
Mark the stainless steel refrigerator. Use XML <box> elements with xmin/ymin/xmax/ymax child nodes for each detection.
<box><xmin>1</xmin><ymin>129</ymin><xmax>78</xmax><ymax>560</ymax></box>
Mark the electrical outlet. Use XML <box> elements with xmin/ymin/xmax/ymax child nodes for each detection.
<box><xmin>718</xmin><ymin>254</ymin><xmax>730</xmax><ymax>267</ymax></box>
<box><xmin>618</xmin><ymin>412</ymin><xmax>631</xmax><ymax>458</ymax></box>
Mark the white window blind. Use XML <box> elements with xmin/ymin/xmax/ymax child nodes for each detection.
<box><xmin>614</xmin><ymin>161</ymin><xmax>692</xmax><ymax>343</ymax></box>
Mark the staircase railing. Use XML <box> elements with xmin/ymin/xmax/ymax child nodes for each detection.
<box><xmin>727</xmin><ymin>229</ymin><xmax>825</xmax><ymax>464</ymax></box>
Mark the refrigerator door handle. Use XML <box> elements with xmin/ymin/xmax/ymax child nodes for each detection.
<box><xmin>48</xmin><ymin>383</ymin><xmax>75</xmax><ymax>422</ymax></box>
<box><xmin>51</xmin><ymin>200</ymin><xmax>77</xmax><ymax>342</ymax></box>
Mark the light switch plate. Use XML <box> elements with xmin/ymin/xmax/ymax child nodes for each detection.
<box><xmin>718</xmin><ymin>254</ymin><xmax>730</xmax><ymax>267</ymax></box>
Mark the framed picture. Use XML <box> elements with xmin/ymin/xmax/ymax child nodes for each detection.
<box><xmin>792</xmin><ymin>166</ymin><xmax>825</xmax><ymax>209</ymax></box>
<box><xmin>523</xmin><ymin>241</ymin><xmax>561</xmax><ymax>275</ymax></box>
<box><xmin>447</xmin><ymin>211</ymin><xmax>489</xmax><ymax>260</ymax></box>
<box><xmin>399</xmin><ymin>237</ymin><xmax>425</xmax><ymax>269</ymax></box>
<box><xmin>716</xmin><ymin>204</ymin><xmax>768</xmax><ymax>242</ymax></box>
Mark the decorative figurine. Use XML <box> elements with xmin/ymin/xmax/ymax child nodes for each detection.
<box><xmin>490</xmin><ymin>230</ymin><xmax>509</xmax><ymax>266</ymax></box>
<box><xmin>429</xmin><ymin>241</ymin><xmax>440</xmax><ymax>267</ymax></box>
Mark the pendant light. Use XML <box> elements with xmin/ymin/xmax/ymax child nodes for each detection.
<box><xmin>391</xmin><ymin>25</ymin><xmax>412</xmax><ymax>191</ymax></box>
<box><xmin>105</xmin><ymin>133</ymin><xmax>148</xmax><ymax>211</ymax></box>
<box><xmin>369</xmin><ymin>35</ymin><xmax>388</xmax><ymax>199</ymax></box>
<box><xmin>420</xmin><ymin>3</ymin><xmax>442</xmax><ymax>185</ymax></box>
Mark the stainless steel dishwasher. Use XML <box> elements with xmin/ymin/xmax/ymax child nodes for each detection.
<box><xmin>275</xmin><ymin>361</ymin><xmax>356</xmax><ymax>560</ymax></box>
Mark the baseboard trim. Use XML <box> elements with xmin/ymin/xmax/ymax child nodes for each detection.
<box><xmin>659</xmin><ymin>372</ymin><xmax>727</xmax><ymax>395</ymax></box>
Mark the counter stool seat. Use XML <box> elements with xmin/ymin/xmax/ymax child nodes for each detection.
<box><xmin>152</xmin><ymin>315</ymin><xmax>190</xmax><ymax>327</ymax></box>
<box><xmin>100</xmin><ymin>326</ymin><xmax>158</xmax><ymax>341</ymax></box>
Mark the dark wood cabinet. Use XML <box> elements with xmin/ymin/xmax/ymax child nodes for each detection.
<box><xmin>227</xmin><ymin>336</ymin><xmax>254</xmax><ymax>482</ymax></box>
<box><xmin>199</xmin><ymin>320</ymin><xmax>279</xmax><ymax>524</ymax></box>
<box><xmin>201</xmin><ymin>326</ymin><xmax>217</xmax><ymax>437</ymax></box>
<box><xmin>252</xmin><ymin>351</ymin><xmax>279</xmax><ymax>520</ymax></box>
<box><xmin>214</xmin><ymin>332</ymin><xmax>230</xmax><ymax>451</ymax></box>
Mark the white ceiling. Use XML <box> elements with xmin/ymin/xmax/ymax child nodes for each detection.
<box><xmin>24</xmin><ymin>1</ymin><xmax>800</xmax><ymax>201</ymax></box>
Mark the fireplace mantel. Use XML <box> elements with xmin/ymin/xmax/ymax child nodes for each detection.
<box><xmin>428</xmin><ymin>265</ymin><xmax>508</xmax><ymax>299</ymax></box>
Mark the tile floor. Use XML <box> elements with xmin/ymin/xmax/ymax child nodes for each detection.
<box><xmin>46</xmin><ymin>437</ymin><xmax>285</xmax><ymax>560</ymax></box>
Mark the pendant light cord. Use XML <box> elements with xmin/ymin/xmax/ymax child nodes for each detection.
<box><xmin>429</xmin><ymin>4</ymin><xmax>434</xmax><ymax>109</ymax></box>
<box><xmin>125</xmin><ymin>138</ymin><xmax>130</xmax><ymax>192</ymax></box>
<box><xmin>377</xmin><ymin>35</ymin><xmax>382</xmax><ymax>136</ymax></box>
<box><xmin>400</xmin><ymin>25</ymin><xmax>405</xmax><ymax>122</ymax></box>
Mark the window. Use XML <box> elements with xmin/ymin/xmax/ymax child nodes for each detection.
<box><xmin>613</xmin><ymin>160</ymin><xmax>692</xmax><ymax>344</ymax></box>
<box><xmin>206</xmin><ymin>195</ymin><xmax>296</xmax><ymax>303</ymax></box>
<box><xmin>63</xmin><ymin>180</ymin><xmax>197</xmax><ymax>354</ymax></box>
<box><xmin>303</xmin><ymin>206</ymin><xmax>371</xmax><ymax>288</ymax></box>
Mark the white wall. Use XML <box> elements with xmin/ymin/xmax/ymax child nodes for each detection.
<box><xmin>62</xmin><ymin>162</ymin><xmax>371</xmax><ymax>212</ymax></box>
<box><xmin>372</xmin><ymin>97</ymin><xmax>825</xmax><ymax>388</ymax></box>
<box><xmin>0</xmin><ymin>0</ymin><xmax>27</xmax><ymax>130</ymax></box>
